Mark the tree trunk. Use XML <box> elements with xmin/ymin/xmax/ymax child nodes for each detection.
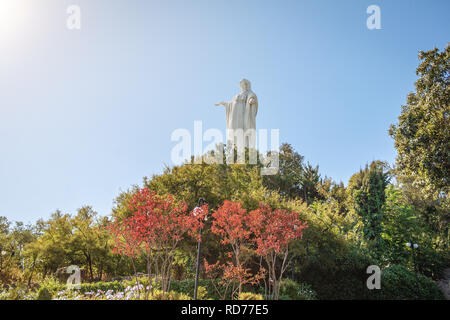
<box><xmin>88</xmin><ymin>255</ymin><xmax>94</xmax><ymax>281</ymax></box>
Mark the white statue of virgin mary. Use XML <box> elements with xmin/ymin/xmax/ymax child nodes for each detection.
<box><xmin>215</xmin><ymin>79</ymin><xmax>258</xmax><ymax>148</ymax></box>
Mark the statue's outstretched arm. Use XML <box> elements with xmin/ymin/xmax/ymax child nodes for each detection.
<box><xmin>214</xmin><ymin>101</ymin><xmax>229</xmax><ymax>107</ymax></box>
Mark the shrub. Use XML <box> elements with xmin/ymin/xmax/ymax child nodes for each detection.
<box><xmin>0</xmin><ymin>284</ymin><xmax>35</xmax><ymax>300</ymax></box>
<box><xmin>37</xmin><ymin>287</ymin><xmax>53</xmax><ymax>300</ymax></box>
<box><xmin>297</xmin><ymin>248</ymin><xmax>374</xmax><ymax>299</ymax></box>
<box><xmin>297</xmin><ymin>283</ymin><xmax>317</xmax><ymax>300</ymax></box>
<box><xmin>170</xmin><ymin>279</ymin><xmax>234</xmax><ymax>300</ymax></box>
<box><xmin>38</xmin><ymin>277</ymin><xmax>62</xmax><ymax>297</ymax></box>
<box><xmin>238</xmin><ymin>292</ymin><xmax>263</xmax><ymax>300</ymax></box>
<box><xmin>78</xmin><ymin>280</ymin><xmax>125</xmax><ymax>294</ymax></box>
<box><xmin>149</xmin><ymin>289</ymin><xmax>191</xmax><ymax>300</ymax></box>
<box><xmin>41</xmin><ymin>277</ymin><xmax>260</xmax><ymax>300</ymax></box>
<box><xmin>50</xmin><ymin>277</ymin><xmax>150</xmax><ymax>295</ymax></box>
<box><xmin>372</xmin><ymin>265</ymin><xmax>444</xmax><ymax>300</ymax></box>
<box><xmin>279</xmin><ymin>279</ymin><xmax>298</xmax><ymax>299</ymax></box>
<box><xmin>279</xmin><ymin>279</ymin><xmax>317</xmax><ymax>300</ymax></box>
<box><xmin>196</xmin><ymin>286</ymin><xmax>208</xmax><ymax>300</ymax></box>
<box><xmin>415</xmin><ymin>247</ymin><xmax>450</xmax><ymax>280</ymax></box>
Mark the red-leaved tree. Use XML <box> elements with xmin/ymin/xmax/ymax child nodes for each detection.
<box><xmin>248</xmin><ymin>204</ymin><xmax>307</xmax><ymax>300</ymax></box>
<box><xmin>209</xmin><ymin>200</ymin><xmax>269</xmax><ymax>298</ymax></box>
<box><xmin>108</xmin><ymin>188</ymin><xmax>207</xmax><ymax>293</ymax></box>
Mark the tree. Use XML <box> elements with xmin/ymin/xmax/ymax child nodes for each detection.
<box><xmin>108</xmin><ymin>188</ymin><xmax>205</xmax><ymax>293</ymax></box>
<box><xmin>27</xmin><ymin>211</ymin><xmax>73</xmax><ymax>278</ymax></box>
<box><xmin>22</xmin><ymin>208</ymin><xmax>114</xmax><ymax>284</ymax></box>
<box><xmin>382</xmin><ymin>186</ymin><xmax>422</xmax><ymax>266</ymax></box>
<box><xmin>210</xmin><ymin>200</ymin><xmax>254</xmax><ymax>296</ymax></box>
<box><xmin>139</xmin><ymin>152</ymin><xmax>281</xmax><ymax>271</ymax></box>
<box><xmin>395</xmin><ymin>174</ymin><xmax>449</xmax><ymax>253</ymax></box>
<box><xmin>0</xmin><ymin>217</ymin><xmax>11</xmax><ymax>280</ymax></box>
<box><xmin>300</xmin><ymin>163</ymin><xmax>324</xmax><ymax>204</ymax></box>
<box><xmin>382</xmin><ymin>185</ymin><xmax>449</xmax><ymax>278</ymax></box>
<box><xmin>348</xmin><ymin>161</ymin><xmax>391</xmax><ymax>252</ymax></box>
<box><xmin>71</xmin><ymin>206</ymin><xmax>111</xmax><ymax>281</ymax></box>
<box><xmin>208</xmin><ymin>201</ymin><xmax>307</xmax><ymax>300</ymax></box>
<box><xmin>262</xmin><ymin>144</ymin><xmax>329</xmax><ymax>205</ymax></box>
<box><xmin>389</xmin><ymin>45</ymin><xmax>449</xmax><ymax>193</ymax></box>
<box><xmin>248</xmin><ymin>204</ymin><xmax>307</xmax><ymax>300</ymax></box>
<box><xmin>263</xmin><ymin>143</ymin><xmax>304</xmax><ymax>199</ymax></box>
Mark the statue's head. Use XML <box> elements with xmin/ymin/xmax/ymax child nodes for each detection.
<box><xmin>239</xmin><ymin>79</ymin><xmax>251</xmax><ymax>91</ymax></box>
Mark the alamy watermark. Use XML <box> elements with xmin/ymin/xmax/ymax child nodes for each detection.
<box><xmin>171</xmin><ymin>121</ymin><xmax>280</xmax><ymax>175</ymax></box>
<box><xmin>366</xmin><ymin>265</ymin><xmax>381</xmax><ymax>290</ymax></box>
<box><xmin>366</xmin><ymin>5</ymin><xmax>381</xmax><ymax>30</ymax></box>
<box><xmin>63</xmin><ymin>5</ymin><xmax>381</xmax><ymax>32</ymax></box>
<box><xmin>66</xmin><ymin>265</ymin><xmax>81</xmax><ymax>290</ymax></box>
<box><xmin>67</xmin><ymin>5</ymin><xmax>81</xmax><ymax>30</ymax></box>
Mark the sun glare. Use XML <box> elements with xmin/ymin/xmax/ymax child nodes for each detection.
<box><xmin>0</xmin><ymin>0</ymin><xmax>30</xmax><ymax>42</ymax></box>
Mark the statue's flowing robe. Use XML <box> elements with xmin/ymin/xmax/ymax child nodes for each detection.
<box><xmin>224</xmin><ymin>94</ymin><xmax>244</xmax><ymax>131</ymax></box>
<box><xmin>244</xmin><ymin>91</ymin><xmax>258</xmax><ymax>131</ymax></box>
<box><xmin>224</xmin><ymin>90</ymin><xmax>258</xmax><ymax>146</ymax></box>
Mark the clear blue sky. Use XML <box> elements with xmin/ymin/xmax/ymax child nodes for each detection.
<box><xmin>0</xmin><ymin>0</ymin><xmax>448</xmax><ymax>223</ymax></box>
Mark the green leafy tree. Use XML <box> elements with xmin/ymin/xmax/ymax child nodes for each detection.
<box><xmin>263</xmin><ymin>143</ymin><xmax>304</xmax><ymax>199</ymax></box>
<box><xmin>389</xmin><ymin>45</ymin><xmax>449</xmax><ymax>193</ymax></box>
<box><xmin>26</xmin><ymin>211</ymin><xmax>73</xmax><ymax>278</ymax></box>
<box><xmin>71</xmin><ymin>206</ymin><xmax>112</xmax><ymax>281</ymax></box>
<box><xmin>0</xmin><ymin>217</ymin><xmax>11</xmax><ymax>278</ymax></box>
<box><xmin>382</xmin><ymin>186</ymin><xmax>422</xmax><ymax>265</ymax></box>
<box><xmin>299</xmin><ymin>163</ymin><xmax>323</xmax><ymax>205</ymax></box>
<box><xmin>23</xmin><ymin>208</ymin><xmax>113</xmax><ymax>282</ymax></box>
<box><xmin>396</xmin><ymin>174</ymin><xmax>449</xmax><ymax>252</ymax></box>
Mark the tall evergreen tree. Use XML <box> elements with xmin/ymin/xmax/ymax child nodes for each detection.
<box><xmin>348</xmin><ymin>161</ymin><xmax>391</xmax><ymax>251</ymax></box>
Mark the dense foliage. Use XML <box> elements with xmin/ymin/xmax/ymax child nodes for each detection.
<box><xmin>373</xmin><ymin>265</ymin><xmax>444</xmax><ymax>300</ymax></box>
<box><xmin>389</xmin><ymin>45</ymin><xmax>449</xmax><ymax>193</ymax></box>
<box><xmin>0</xmin><ymin>46</ymin><xmax>448</xmax><ymax>300</ymax></box>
